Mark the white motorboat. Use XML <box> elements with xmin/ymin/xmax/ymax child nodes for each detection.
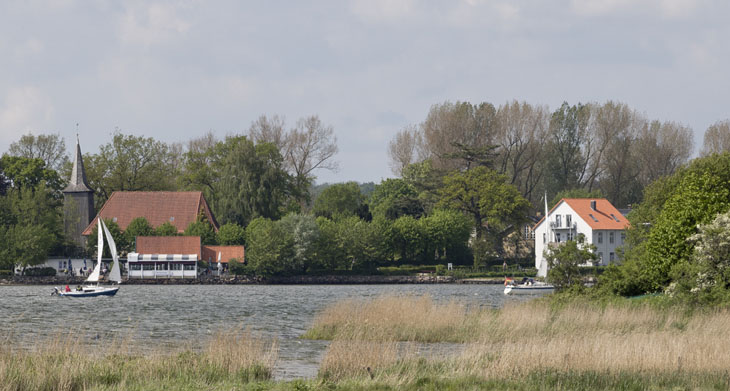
<box><xmin>54</xmin><ymin>218</ymin><xmax>121</xmax><ymax>298</ymax></box>
<box><xmin>504</xmin><ymin>278</ymin><xmax>554</xmax><ymax>295</ymax></box>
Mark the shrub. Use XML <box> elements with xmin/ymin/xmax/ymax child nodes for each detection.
<box><xmin>23</xmin><ymin>267</ymin><xmax>57</xmax><ymax>276</ymax></box>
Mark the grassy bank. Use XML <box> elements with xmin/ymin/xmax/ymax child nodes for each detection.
<box><xmin>0</xmin><ymin>328</ymin><xmax>277</xmax><ymax>391</ymax></box>
<box><xmin>302</xmin><ymin>294</ymin><xmax>730</xmax><ymax>390</ymax></box>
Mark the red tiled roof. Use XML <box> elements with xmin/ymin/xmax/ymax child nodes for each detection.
<box><xmin>534</xmin><ymin>198</ymin><xmax>630</xmax><ymax>231</ymax></box>
<box><xmin>202</xmin><ymin>245</ymin><xmax>245</xmax><ymax>264</ymax></box>
<box><xmin>135</xmin><ymin>236</ymin><xmax>202</xmax><ymax>259</ymax></box>
<box><xmin>82</xmin><ymin>191</ymin><xmax>218</xmax><ymax>235</ymax></box>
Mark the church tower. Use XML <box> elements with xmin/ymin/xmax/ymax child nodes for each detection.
<box><xmin>63</xmin><ymin>136</ymin><xmax>95</xmax><ymax>250</ymax></box>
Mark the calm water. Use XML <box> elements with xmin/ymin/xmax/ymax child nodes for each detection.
<box><xmin>0</xmin><ymin>284</ymin><xmax>522</xmax><ymax>379</ymax></box>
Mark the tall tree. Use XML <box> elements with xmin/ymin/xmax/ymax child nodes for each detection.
<box><xmin>543</xmin><ymin>102</ymin><xmax>593</xmax><ymax>196</ymax></box>
<box><xmin>421</xmin><ymin>101</ymin><xmax>497</xmax><ymax>171</ymax></box>
<box><xmin>701</xmin><ymin>120</ymin><xmax>730</xmax><ymax>156</ymax></box>
<box><xmin>183</xmin><ymin>135</ymin><xmax>293</xmax><ymax>227</ymax></box>
<box><xmin>438</xmin><ymin>167</ymin><xmax>530</xmax><ymax>253</ymax></box>
<box><xmin>635</xmin><ymin>120</ymin><xmax>693</xmax><ymax>188</ymax></box>
<box><xmin>387</xmin><ymin>125</ymin><xmax>421</xmax><ymax>176</ymax></box>
<box><xmin>313</xmin><ymin>181</ymin><xmax>366</xmax><ymax>219</ymax></box>
<box><xmin>493</xmin><ymin>101</ymin><xmax>549</xmax><ymax>203</ymax></box>
<box><xmin>248</xmin><ymin>114</ymin><xmax>338</xmax><ymax>203</ymax></box>
<box><xmin>85</xmin><ymin>131</ymin><xmax>177</xmax><ymax>209</ymax></box>
<box><xmin>8</xmin><ymin>133</ymin><xmax>69</xmax><ymax>172</ymax></box>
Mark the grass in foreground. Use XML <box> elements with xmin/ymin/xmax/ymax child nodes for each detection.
<box><xmin>0</xmin><ymin>328</ymin><xmax>277</xmax><ymax>391</ymax></box>
<box><xmin>303</xmin><ymin>293</ymin><xmax>730</xmax><ymax>390</ymax></box>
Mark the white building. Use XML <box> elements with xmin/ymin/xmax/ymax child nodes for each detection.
<box><xmin>533</xmin><ymin>198</ymin><xmax>630</xmax><ymax>277</ymax></box>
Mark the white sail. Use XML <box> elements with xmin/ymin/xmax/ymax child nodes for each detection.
<box><xmin>101</xmin><ymin>219</ymin><xmax>122</xmax><ymax>283</ymax></box>
<box><xmin>87</xmin><ymin>218</ymin><xmax>103</xmax><ymax>282</ymax></box>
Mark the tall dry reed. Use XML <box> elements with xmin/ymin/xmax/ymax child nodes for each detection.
<box><xmin>0</xmin><ymin>327</ymin><xmax>278</xmax><ymax>391</ymax></box>
<box><xmin>310</xmin><ymin>294</ymin><xmax>730</xmax><ymax>384</ymax></box>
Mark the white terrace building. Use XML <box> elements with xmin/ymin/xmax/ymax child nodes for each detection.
<box><xmin>533</xmin><ymin>198</ymin><xmax>630</xmax><ymax>277</ymax></box>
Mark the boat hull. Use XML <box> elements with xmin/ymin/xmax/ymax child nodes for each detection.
<box><xmin>56</xmin><ymin>286</ymin><xmax>119</xmax><ymax>297</ymax></box>
<box><xmin>504</xmin><ymin>285</ymin><xmax>554</xmax><ymax>295</ymax></box>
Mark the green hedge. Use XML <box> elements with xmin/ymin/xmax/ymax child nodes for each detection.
<box><xmin>23</xmin><ymin>267</ymin><xmax>57</xmax><ymax>276</ymax></box>
<box><xmin>0</xmin><ymin>270</ymin><xmax>12</xmax><ymax>276</ymax></box>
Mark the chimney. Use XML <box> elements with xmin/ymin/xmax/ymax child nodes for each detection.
<box><xmin>590</xmin><ymin>200</ymin><xmax>596</xmax><ymax>211</ymax></box>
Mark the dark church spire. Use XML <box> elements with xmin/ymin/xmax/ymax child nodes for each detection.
<box><xmin>63</xmin><ymin>134</ymin><xmax>92</xmax><ymax>192</ymax></box>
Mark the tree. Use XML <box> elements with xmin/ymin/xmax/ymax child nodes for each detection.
<box><xmin>124</xmin><ymin>217</ymin><xmax>154</xmax><ymax>250</ymax></box>
<box><xmin>667</xmin><ymin>210</ymin><xmax>730</xmax><ymax>303</ymax></box>
<box><xmin>184</xmin><ymin>218</ymin><xmax>216</xmax><ymax>245</ymax></box>
<box><xmin>0</xmin><ymin>224</ymin><xmax>54</xmax><ymax>272</ymax></box>
<box><xmin>249</xmin><ymin>114</ymin><xmax>338</xmax><ymax>204</ymax></box>
<box><xmin>8</xmin><ymin>133</ymin><xmax>69</xmax><ymax>171</ymax></box>
<box><xmin>391</xmin><ymin>215</ymin><xmax>423</xmax><ymax>263</ymax></box>
<box><xmin>182</xmin><ymin>135</ymin><xmax>293</xmax><ymax>227</ymax></box>
<box><xmin>420</xmin><ymin>101</ymin><xmax>497</xmax><ymax>171</ymax></box>
<box><xmin>244</xmin><ymin>217</ymin><xmax>294</xmax><ymax>276</ymax></box>
<box><xmin>85</xmin><ymin>131</ymin><xmax>177</xmax><ymax>209</ymax></box>
<box><xmin>701</xmin><ymin>120</ymin><xmax>730</xmax><ymax>156</ymax></box>
<box><xmin>438</xmin><ymin>167</ymin><xmax>530</xmax><ymax>249</ymax></box>
<box><xmin>545</xmin><ymin>240</ymin><xmax>598</xmax><ymax>290</ymax></box>
<box><xmin>279</xmin><ymin>213</ymin><xmax>319</xmax><ymax>274</ymax></box>
<box><xmin>543</xmin><ymin>102</ymin><xmax>593</xmax><ymax>197</ymax></box>
<box><xmin>217</xmin><ymin>222</ymin><xmax>246</xmax><ymax>245</ymax></box>
<box><xmin>493</xmin><ymin>101</ymin><xmax>549</xmax><ymax>204</ymax></box>
<box><xmin>313</xmin><ymin>182</ymin><xmax>365</xmax><ymax>219</ymax></box>
<box><xmin>605</xmin><ymin>153</ymin><xmax>730</xmax><ymax>295</ymax></box>
<box><xmin>635</xmin><ymin>120</ymin><xmax>693</xmax><ymax>188</ymax></box>
<box><xmin>421</xmin><ymin>209</ymin><xmax>471</xmax><ymax>263</ymax></box>
<box><xmin>388</xmin><ymin>125</ymin><xmax>421</xmax><ymax>176</ymax></box>
<box><xmin>0</xmin><ymin>155</ymin><xmax>63</xmax><ymax>192</ymax></box>
<box><xmin>368</xmin><ymin>178</ymin><xmax>423</xmax><ymax>220</ymax></box>
<box><xmin>154</xmin><ymin>221</ymin><xmax>178</xmax><ymax>236</ymax></box>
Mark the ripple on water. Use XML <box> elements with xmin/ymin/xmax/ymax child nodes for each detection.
<box><xmin>1</xmin><ymin>284</ymin><xmax>524</xmax><ymax>380</ymax></box>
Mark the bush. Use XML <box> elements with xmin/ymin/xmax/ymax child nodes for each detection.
<box><xmin>23</xmin><ymin>267</ymin><xmax>57</xmax><ymax>276</ymax></box>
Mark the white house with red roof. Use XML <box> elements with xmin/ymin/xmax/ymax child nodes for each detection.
<box><xmin>533</xmin><ymin>198</ymin><xmax>630</xmax><ymax>277</ymax></box>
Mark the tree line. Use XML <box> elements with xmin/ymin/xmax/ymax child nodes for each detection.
<box><xmin>2</xmin><ymin>104</ymin><xmax>730</xmax><ymax>277</ymax></box>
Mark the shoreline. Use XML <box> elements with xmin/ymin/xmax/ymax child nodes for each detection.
<box><xmin>0</xmin><ymin>275</ymin><xmax>505</xmax><ymax>285</ymax></box>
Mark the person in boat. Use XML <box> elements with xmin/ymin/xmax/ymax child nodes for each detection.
<box><xmin>76</xmin><ymin>285</ymin><xmax>82</xmax><ymax>291</ymax></box>
<box><xmin>65</xmin><ymin>285</ymin><xmax>70</xmax><ymax>292</ymax></box>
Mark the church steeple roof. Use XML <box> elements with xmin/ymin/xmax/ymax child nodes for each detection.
<box><xmin>63</xmin><ymin>135</ymin><xmax>93</xmax><ymax>193</ymax></box>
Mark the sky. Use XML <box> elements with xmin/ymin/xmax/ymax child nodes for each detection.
<box><xmin>1</xmin><ymin>0</ymin><xmax>729</xmax><ymax>184</ymax></box>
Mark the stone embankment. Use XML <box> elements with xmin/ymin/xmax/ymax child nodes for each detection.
<box><xmin>1</xmin><ymin>274</ymin><xmax>502</xmax><ymax>285</ymax></box>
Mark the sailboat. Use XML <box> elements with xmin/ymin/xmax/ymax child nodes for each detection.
<box><xmin>55</xmin><ymin>218</ymin><xmax>121</xmax><ymax>297</ymax></box>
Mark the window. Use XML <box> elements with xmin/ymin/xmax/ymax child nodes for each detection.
<box><xmin>166</xmin><ymin>255</ymin><xmax>174</xmax><ymax>260</ymax></box>
<box><xmin>129</xmin><ymin>264</ymin><xmax>141</xmax><ymax>271</ymax></box>
<box><xmin>182</xmin><ymin>255</ymin><xmax>189</xmax><ymax>260</ymax></box>
<box><xmin>555</xmin><ymin>214</ymin><xmax>562</xmax><ymax>228</ymax></box>
<box><xmin>609</xmin><ymin>232</ymin><xmax>614</xmax><ymax>244</ymax></box>
<box><xmin>142</xmin><ymin>264</ymin><xmax>155</xmax><ymax>270</ymax></box>
<box><xmin>184</xmin><ymin>264</ymin><xmax>196</xmax><ymax>271</ymax></box>
<box><xmin>566</xmin><ymin>214</ymin><xmax>572</xmax><ymax>227</ymax></box>
<box><xmin>150</xmin><ymin>255</ymin><xmax>158</xmax><ymax>260</ymax></box>
<box><xmin>567</xmin><ymin>232</ymin><xmax>573</xmax><ymax>241</ymax></box>
<box><xmin>610</xmin><ymin>252</ymin><xmax>615</xmax><ymax>262</ymax></box>
<box><xmin>621</xmin><ymin>233</ymin><xmax>626</xmax><ymax>244</ymax></box>
<box><xmin>598</xmin><ymin>252</ymin><xmax>603</xmax><ymax>262</ymax></box>
<box><xmin>589</xmin><ymin>214</ymin><xmax>599</xmax><ymax>222</ymax></box>
<box><xmin>171</xmin><ymin>264</ymin><xmax>182</xmax><ymax>270</ymax></box>
<box><xmin>543</xmin><ymin>233</ymin><xmax>546</xmax><ymax>244</ymax></box>
<box><xmin>610</xmin><ymin>213</ymin><xmax>620</xmax><ymax>222</ymax></box>
<box><xmin>58</xmin><ymin>261</ymin><xmax>63</xmax><ymax>269</ymax></box>
<box><xmin>556</xmin><ymin>233</ymin><xmax>561</xmax><ymax>243</ymax></box>
<box><xmin>156</xmin><ymin>263</ymin><xmax>168</xmax><ymax>270</ymax></box>
<box><xmin>598</xmin><ymin>232</ymin><xmax>603</xmax><ymax>243</ymax></box>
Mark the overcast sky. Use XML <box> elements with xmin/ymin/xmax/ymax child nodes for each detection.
<box><xmin>1</xmin><ymin>0</ymin><xmax>728</xmax><ymax>184</ymax></box>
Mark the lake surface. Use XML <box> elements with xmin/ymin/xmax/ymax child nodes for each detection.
<box><xmin>0</xmin><ymin>284</ymin><xmax>527</xmax><ymax>379</ymax></box>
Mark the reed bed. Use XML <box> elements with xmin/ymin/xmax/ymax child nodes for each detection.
<box><xmin>311</xmin><ymin>294</ymin><xmax>730</xmax><ymax>389</ymax></box>
<box><xmin>0</xmin><ymin>327</ymin><xmax>277</xmax><ymax>391</ymax></box>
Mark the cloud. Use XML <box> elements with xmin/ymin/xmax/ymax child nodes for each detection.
<box><xmin>118</xmin><ymin>2</ymin><xmax>190</xmax><ymax>46</ymax></box>
<box><xmin>0</xmin><ymin>86</ymin><xmax>55</xmax><ymax>144</ymax></box>
<box><xmin>570</xmin><ymin>0</ymin><xmax>700</xmax><ymax>18</ymax></box>
<box><xmin>349</xmin><ymin>0</ymin><xmax>417</xmax><ymax>22</ymax></box>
